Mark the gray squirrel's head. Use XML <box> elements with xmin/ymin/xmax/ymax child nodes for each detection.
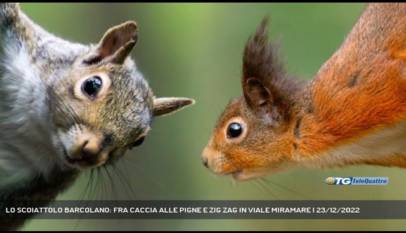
<box><xmin>48</xmin><ymin>21</ymin><xmax>194</xmax><ymax>170</ymax></box>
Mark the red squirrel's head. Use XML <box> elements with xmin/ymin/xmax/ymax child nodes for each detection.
<box><xmin>202</xmin><ymin>18</ymin><xmax>304</xmax><ymax>181</ymax></box>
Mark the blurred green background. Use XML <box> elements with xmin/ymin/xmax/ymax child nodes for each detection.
<box><xmin>18</xmin><ymin>3</ymin><xmax>406</xmax><ymax>231</ymax></box>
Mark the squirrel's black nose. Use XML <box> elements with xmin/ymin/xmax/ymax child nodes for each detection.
<box><xmin>202</xmin><ymin>157</ymin><xmax>209</xmax><ymax>168</ymax></box>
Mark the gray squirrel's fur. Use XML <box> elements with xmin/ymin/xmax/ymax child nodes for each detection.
<box><xmin>0</xmin><ymin>3</ymin><xmax>194</xmax><ymax>230</ymax></box>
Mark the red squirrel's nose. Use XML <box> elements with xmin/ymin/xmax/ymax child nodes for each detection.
<box><xmin>201</xmin><ymin>146</ymin><xmax>212</xmax><ymax>169</ymax></box>
<box><xmin>202</xmin><ymin>157</ymin><xmax>209</xmax><ymax>168</ymax></box>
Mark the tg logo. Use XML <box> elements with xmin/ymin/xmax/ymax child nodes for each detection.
<box><xmin>325</xmin><ymin>177</ymin><xmax>352</xmax><ymax>185</ymax></box>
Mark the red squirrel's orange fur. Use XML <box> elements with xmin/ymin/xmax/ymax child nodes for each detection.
<box><xmin>202</xmin><ymin>3</ymin><xmax>406</xmax><ymax>181</ymax></box>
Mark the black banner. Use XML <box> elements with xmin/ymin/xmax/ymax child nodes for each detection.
<box><xmin>0</xmin><ymin>200</ymin><xmax>402</xmax><ymax>219</ymax></box>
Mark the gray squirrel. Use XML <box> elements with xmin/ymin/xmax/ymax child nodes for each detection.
<box><xmin>0</xmin><ymin>3</ymin><xmax>194</xmax><ymax>230</ymax></box>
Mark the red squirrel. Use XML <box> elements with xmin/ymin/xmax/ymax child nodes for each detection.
<box><xmin>202</xmin><ymin>3</ymin><xmax>406</xmax><ymax>181</ymax></box>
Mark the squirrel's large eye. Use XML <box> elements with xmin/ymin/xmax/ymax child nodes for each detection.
<box><xmin>224</xmin><ymin>117</ymin><xmax>247</xmax><ymax>143</ymax></box>
<box><xmin>74</xmin><ymin>73</ymin><xmax>111</xmax><ymax>101</ymax></box>
<box><xmin>82</xmin><ymin>76</ymin><xmax>103</xmax><ymax>98</ymax></box>
<box><xmin>227</xmin><ymin>122</ymin><xmax>243</xmax><ymax>138</ymax></box>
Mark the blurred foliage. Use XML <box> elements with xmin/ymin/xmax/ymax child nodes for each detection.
<box><xmin>16</xmin><ymin>3</ymin><xmax>406</xmax><ymax>231</ymax></box>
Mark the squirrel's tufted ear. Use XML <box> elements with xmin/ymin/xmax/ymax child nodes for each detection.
<box><xmin>83</xmin><ymin>21</ymin><xmax>138</xmax><ymax>65</ymax></box>
<box><xmin>242</xmin><ymin>17</ymin><xmax>287</xmax><ymax>121</ymax></box>
<box><xmin>153</xmin><ymin>97</ymin><xmax>195</xmax><ymax>117</ymax></box>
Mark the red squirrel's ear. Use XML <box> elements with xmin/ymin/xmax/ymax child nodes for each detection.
<box><xmin>83</xmin><ymin>21</ymin><xmax>138</xmax><ymax>65</ymax></box>
<box><xmin>242</xmin><ymin>17</ymin><xmax>286</xmax><ymax>120</ymax></box>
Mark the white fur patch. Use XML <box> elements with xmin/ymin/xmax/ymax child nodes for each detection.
<box><xmin>0</xmin><ymin>42</ymin><xmax>62</xmax><ymax>186</ymax></box>
<box><xmin>300</xmin><ymin>121</ymin><xmax>406</xmax><ymax>169</ymax></box>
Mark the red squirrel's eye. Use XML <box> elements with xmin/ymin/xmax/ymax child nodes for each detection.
<box><xmin>227</xmin><ymin>122</ymin><xmax>243</xmax><ymax>138</ymax></box>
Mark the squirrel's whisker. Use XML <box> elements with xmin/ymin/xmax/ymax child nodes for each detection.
<box><xmin>112</xmin><ymin>162</ymin><xmax>137</xmax><ymax>199</ymax></box>
<box><xmin>262</xmin><ymin>177</ymin><xmax>313</xmax><ymax>200</ymax></box>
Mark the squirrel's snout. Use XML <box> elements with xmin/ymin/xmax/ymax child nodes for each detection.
<box><xmin>201</xmin><ymin>147</ymin><xmax>211</xmax><ymax>169</ymax></box>
<box><xmin>64</xmin><ymin>129</ymin><xmax>113</xmax><ymax>168</ymax></box>
<box><xmin>79</xmin><ymin>139</ymin><xmax>102</xmax><ymax>164</ymax></box>
<box><xmin>201</xmin><ymin>146</ymin><xmax>221</xmax><ymax>171</ymax></box>
<box><xmin>202</xmin><ymin>156</ymin><xmax>209</xmax><ymax>168</ymax></box>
